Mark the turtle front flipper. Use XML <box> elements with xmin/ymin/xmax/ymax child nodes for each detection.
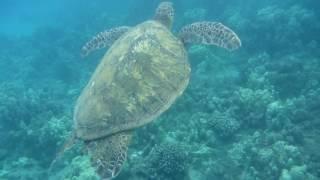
<box><xmin>81</xmin><ymin>26</ymin><xmax>131</xmax><ymax>57</ymax></box>
<box><xmin>179</xmin><ymin>22</ymin><xmax>241</xmax><ymax>51</ymax></box>
<box><xmin>86</xmin><ymin>131</ymin><xmax>132</xmax><ymax>180</ymax></box>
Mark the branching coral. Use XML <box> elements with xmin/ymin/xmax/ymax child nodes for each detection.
<box><xmin>234</xmin><ymin>87</ymin><xmax>275</xmax><ymax>128</ymax></box>
<box><xmin>39</xmin><ymin>116</ymin><xmax>70</xmax><ymax>146</ymax></box>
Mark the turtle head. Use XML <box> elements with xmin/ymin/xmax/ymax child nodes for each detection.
<box><xmin>154</xmin><ymin>2</ymin><xmax>174</xmax><ymax>29</ymax></box>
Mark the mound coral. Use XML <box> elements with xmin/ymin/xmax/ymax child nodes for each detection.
<box><xmin>208</xmin><ymin>111</ymin><xmax>240</xmax><ymax>138</ymax></box>
<box><xmin>140</xmin><ymin>143</ymin><xmax>189</xmax><ymax>180</ymax></box>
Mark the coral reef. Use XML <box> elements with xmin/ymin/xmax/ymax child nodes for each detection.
<box><xmin>134</xmin><ymin>143</ymin><xmax>189</xmax><ymax>180</ymax></box>
<box><xmin>228</xmin><ymin>132</ymin><xmax>305</xmax><ymax>179</ymax></box>
<box><xmin>1</xmin><ymin>0</ymin><xmax>320</xmax><ymax>179</ymax></box>
<box><xmin>0</xmin><ymin>156</ymin><xmax>46</xmax><ymax>180</ymax></box>
<box><xmin>207</xmin><ymin>111</ymin><xmax>240</xmax><ymax>138</ymax></box>
<box><xmin>50</xmin><ymin>155</ymin><xmax>99</xmax><ymax>180</ymax></box>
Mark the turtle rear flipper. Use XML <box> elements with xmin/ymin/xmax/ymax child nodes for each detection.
<box><xmin>81</xmin><ymin>26</ymin><xmax>131</xmax><ymax>57</ymax></box>
<box><xmin>179</xmin><ymin>22</ymin><xmax>241</xmax><ymax>51</ymax></box>
<box><xmin>86</xmin><ymin>132</ymin><xmax>132</xmax><ymax>179</ymax></box>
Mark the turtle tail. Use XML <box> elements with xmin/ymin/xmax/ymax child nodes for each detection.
<box><xmin>179</xmin><ymin>22</ymin><xmax>241</xmax><ymax>51</ymax></box>
<box><xmin>86</xmin><ymin>131</ymin><xmax>132</xmax><ymax>180</ymax></box>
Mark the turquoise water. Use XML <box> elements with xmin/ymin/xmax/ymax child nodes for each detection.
<box><xmin>0</xmin><ymin>0</ymin><xmax>320</xmax><ymax>179</ymax></box>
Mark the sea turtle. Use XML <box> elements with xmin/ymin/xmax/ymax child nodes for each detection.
<box><xmin>75</xmin><ymin>2</ymin><xmax>241</xmax><ymax>179</ymax></box>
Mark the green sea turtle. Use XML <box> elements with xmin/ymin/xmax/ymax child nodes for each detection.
<box><xmin>75</xmin><ymin>2</ymin><xmax>241</xmax><ymax>179</ymax></box>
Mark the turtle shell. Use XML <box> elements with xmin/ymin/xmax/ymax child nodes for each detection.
<box><xmin>74</xmin><ymin>21</ymin><xmax>190</xmax><ymax>140</ymax></box>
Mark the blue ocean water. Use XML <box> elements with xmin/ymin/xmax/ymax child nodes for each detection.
<box><xmin>0</xmin><ymin>0</ymin><xmax>320</xmax><ymax>179</ymax></box>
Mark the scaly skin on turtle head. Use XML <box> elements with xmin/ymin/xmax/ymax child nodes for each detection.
<box><xmin>154</xmin><ymin>2</ymin><xmax>174</xmax><ymax>29</ymax></box>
